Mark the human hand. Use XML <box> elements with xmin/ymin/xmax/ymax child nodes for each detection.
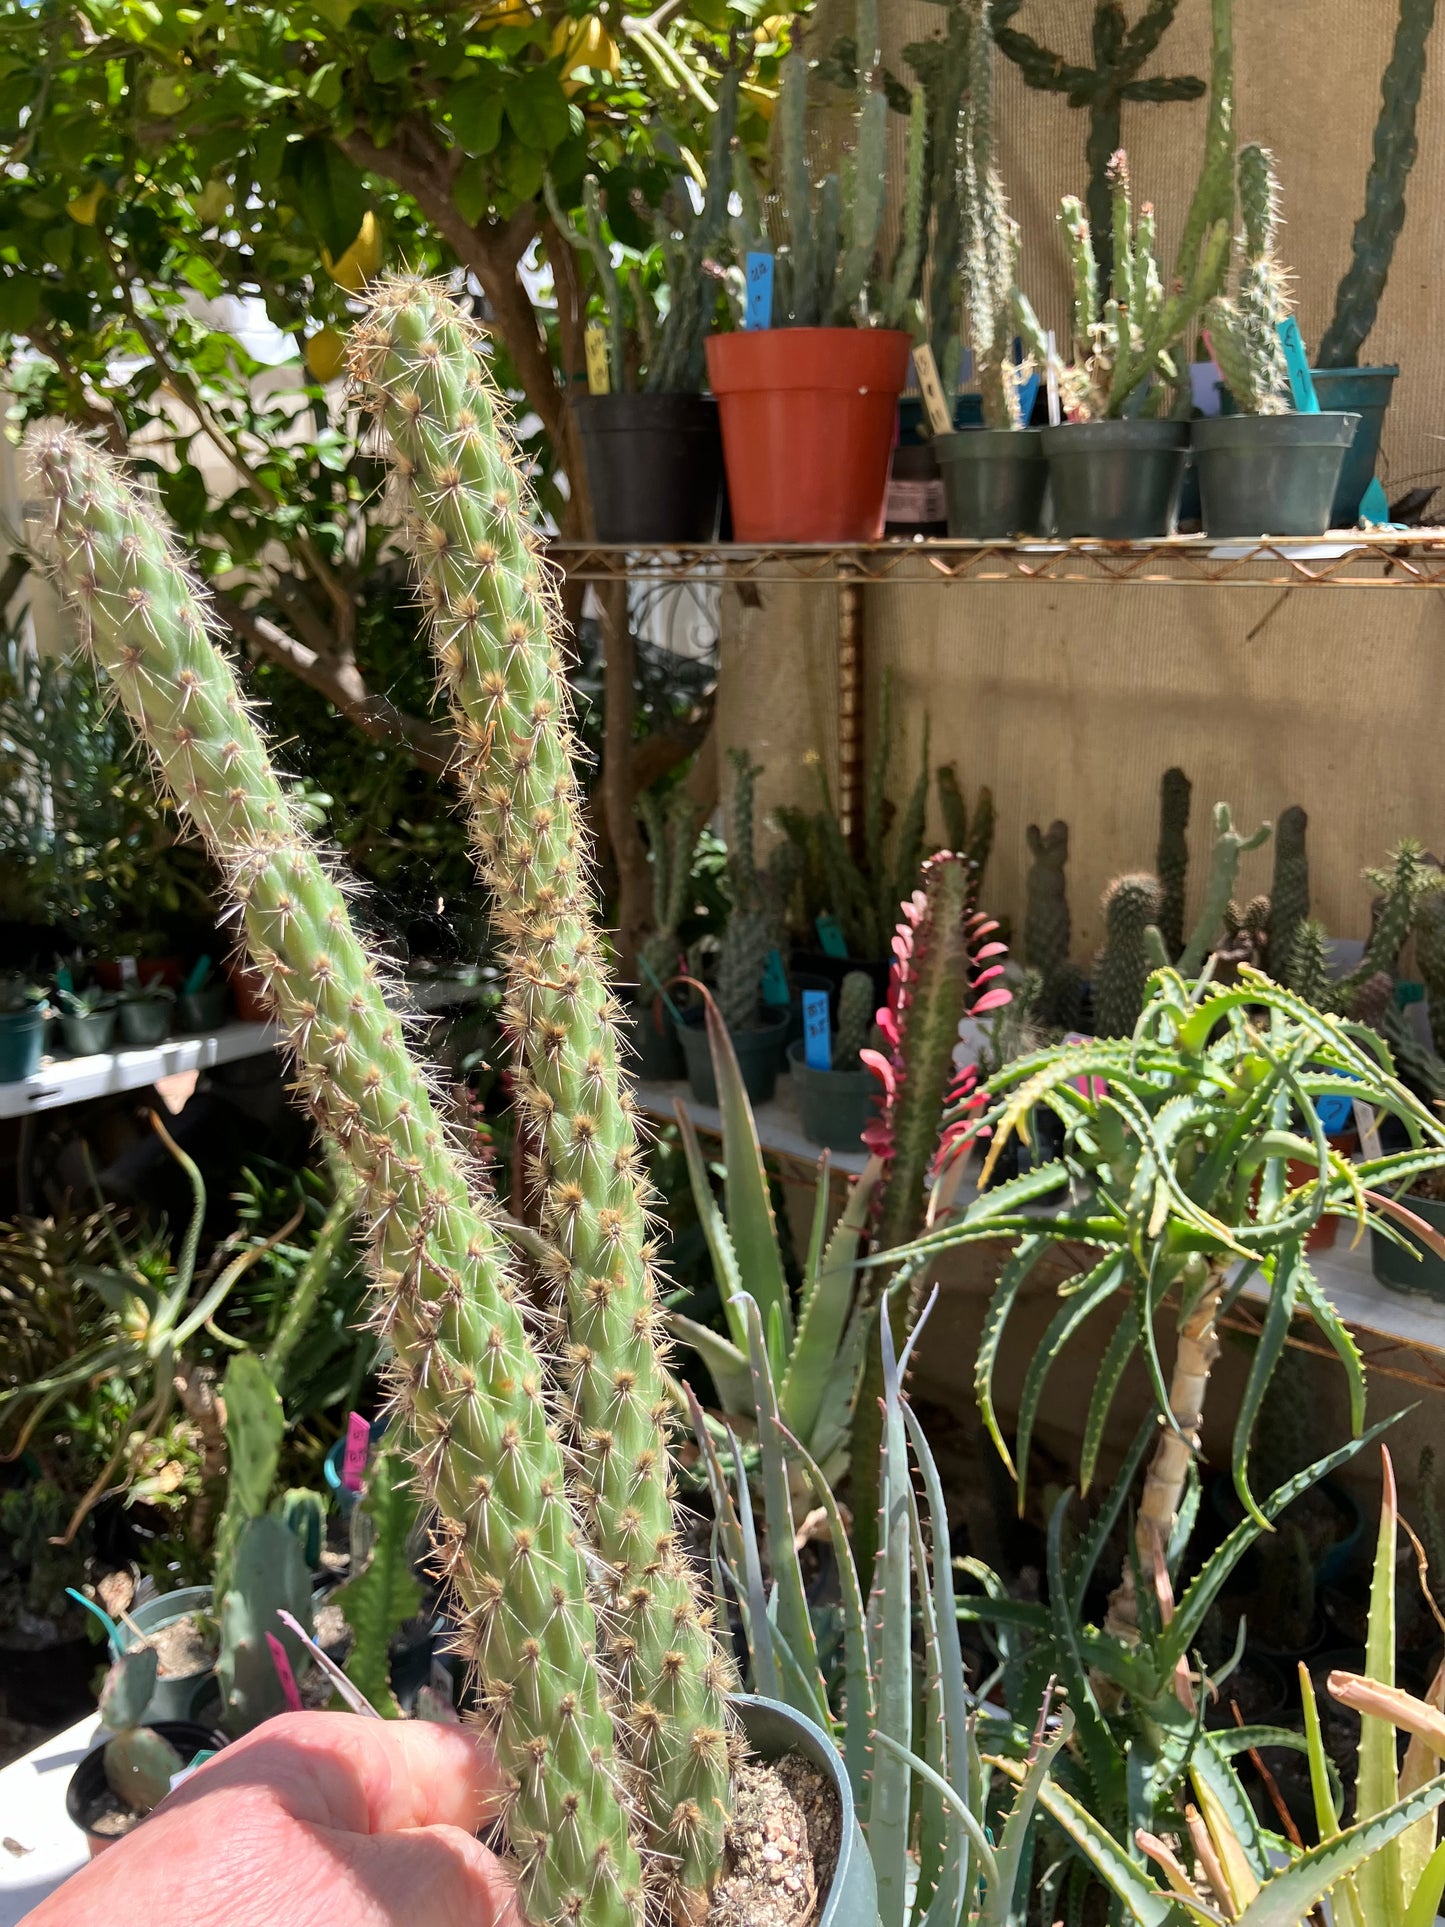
<box><xmin>28</xmin><ymin>1713</ymin><xmax>519</xmax><ymax>1927</ymax></box>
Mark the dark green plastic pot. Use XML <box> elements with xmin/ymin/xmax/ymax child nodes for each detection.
<box><xmin>118</xmin><ymin>993</ymin><xmax>173</xmax><ymax>1046</ymax></box>
<box><xmin>124</xmin><ymin>1586</ymin><xmax>220</xmax><ymax>1723</ymax></box>
<box><xmin>624</xmin><ymin>996</ymin><xmax>685</xmax><ymax>1082</ymax></box>
<box><xmin>936</xmin><ymin>427</ymin><xmax>1047</xmax><ymax>538</ymax></box>
<box><xmin>1192</xmin><ymin>412</ymin><xmax>1359</xmax><ymax>537</ymax></box>
<box><xmin>0</xmin><ymin>1007</ymin><xmax>45</xmax><ymax>1082</ymax></box>
<box><xmin>676</xmin><ymin>1006</ymin><xmax>788</xmax><ymax>1107</ymax></box>
<box><xmin>177</xmin><ymin>983</ymin><xmax>228</xmax><ymax>1032</ymax></box>
<box><xmin>1308</xmin><ymin>365</ymin><xmax>1398</xmax><ymax>526</ymax></box>
<box><xmin>1371</xmin><ymin>1192</ymin><xmax>1445</xmax><ymax>1302</ymax></box>
<box><xmin>60</xmin><ymin>1006</ymin><xmax>118</xmax><ymax>1055</ymax></box>
<box><xmin>1043</xmin><ymin>418</ymin><xmax>1189</xmax><ymax>538</ymax></box>
<box><xmin>787</xmin><ymin>1040</ymin><xmax>876</xmax><ymax>1152</ymax></box>
<box><xmin>731</xmin><ymin>1694</ymin><xmax>876</xmax><ymax>1927</ymax></box>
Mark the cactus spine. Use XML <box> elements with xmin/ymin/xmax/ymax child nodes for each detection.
<box><xmin>958</xmin><ymin>0</ymin><xmax>1033</xmax><ymax>428</ymax></box>
<box><xmin>1265</xmin><ymin>804</ymin><xmax>1310</xmax><ymax>980</ymax></box>
<box><xmin>1093</xmin><ymin>873</ymin><xmax>1163</xmax><ymax>1037</ymax></box>
<box><xmin>717</xmin><ymin>750</ymin><xmax>771</xmax><ymax>1034</ymax></box>
<box><xmin>351</xmin><ymin>284</ymin><xmax>733</xmax><ymax>1912</ymax></box>
<box><xmin>1287</xmin><ymin>918</ymin><xmax>1332</xmax><ymax>1007</ymax></box>
<box><xmin>1317</xmin><ymin>0</ymin><xmax>1438</xmax><ymax>369</ymax></box>
<box><xmin>834</xmin><ymin>968</ymin><xmax>875</xmax><ymax>1067</ymax></box>
<box><xmin>1155</xmin><ymin>768</ymin><xmax>1192</xmax><ymax>961</ymax></box>
<box><xmin>1176</xmin><ymin>802</ymin><xmax>1272</xmax><ymax>978</ymax></box>
<box><xmin>1205</xmin><ymin>145</ymin><xmax>1291</xmax><ymax>414</ymax></box>
<box><xmin>32</xmin><ymin>428</ymin><xmax>645</xmax><ymax>1927</ymax></box>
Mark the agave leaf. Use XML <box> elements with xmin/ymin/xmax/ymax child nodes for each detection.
<box><xmin>702</xmin><ymin>995</ymin><xmax>792</xmax><ymax>1351</ymax></box>
<box><xmin>873</xmin><ymin>1732</ymin><xmax>999</xmax><ymax>1898</ymax></box>
<box><xmin>726</xmin><ymin>1421</ymin><xmax>780</xmax><ymax>1699</ymax></box>
<box><xmin>665</xmin><ymin>1312</ymin><xmax>752</xmax><ymax>1416</ymax></box>
<box><xmin>674</xmin><ymin>1099</ymin><xmax>749</xmax><ymax>1353</ymax></box>
<box><xmin>868</xmin><ymin>1308</ymin><xmax>914</xmax><ymax>1927</ymax></box>
<box><xmin>983</xmin><ymin>1705</ymin><xmax>1077</xmax><ymax>1927</ymax></box>
<box><xmin>1232</xmin><ymin>1775</ymin><xmax>1445</xmax><ymax>1927</ymax></box>
<box><xmin>1356</xmin><ymin>1447</ymin><xmax>1404</xmax><ymax>1926</ymax></box>
<box><xmin>780</xmin><ymin>1156</ymin><xmax>881</xmax><ymax>1451</ymax></box>
<box><xmin>973</xmin><ymin>1234</ymin><xmax>1049</xmax><ymax>1477</ymax></box>
<box><xmin>1080</xmin><ymin>1310</ymin><xmax>1141</xmax><ymax>1493</ymax></box>
<box><xmin>1294</xmin><ymin>1259</ymin><xmax>1366</xmax><ymax>1436</ymax></box>
<box><xmin>1230</xmin><ymin>1238</ymin><xmax>1301</xmax><ymax>1528</ymax></box>
<box><xmin>1014</xmin><ymin>1251</ymin><xmax>1127</xmax><ymax>1512</ymax></box>
<box><xmin>1046</xmin><ymin>1491</ymin><xmax>1122</xmax><ymax>1819</ymax></box>
<box><xmin>1017</xmin><ymin>1771</ymin><xmax>1179</xmax><ymax>1927</ymax></box>
<box><xmin>1191</xmin><ymin>1739</ymin><xmax>1265</xmax><ymax>1908</ymax></box>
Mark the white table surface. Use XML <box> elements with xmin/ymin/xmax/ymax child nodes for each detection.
<box><xmin>0</xmin><ymin>1715</ymin><xmax>99</xmax><ymax>1924</ymax></box>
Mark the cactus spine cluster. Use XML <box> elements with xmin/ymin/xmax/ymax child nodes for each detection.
<box><xmin>351</xmin><ymin>282</ymin><xmax>733</xmax><ymax>1913</ymax></box>
<box><xmin>1093</xmin><ymin>872</ymin><xmax>1163</xmax><ymax>1037</ymax></box>
<box><xmin>834</xmin><ymin>967</ymin><xmax>875</xmax><ymax>1067</ymax></box>
<box><xmin>717</xmin><ymin>750</ymin><xmax>774</xmax><ymax>1034</ymax></box>
<box><xmin>1206</xmin><ymin>144</ymin><xmax>1292</xmax><ymax>414</ymax></box>
<box><xmin>1154</xmin><ymin>767</ymin><xmax>1192</xmax><ymax>961</ymax></box>
<box><xmin>33</xmin><ymin>430</ymin><xmax>649</xmax><ymax>1927</ymax></box>
<box><xmin>1317</xmin><ymin>0</ymin><xmax>1438</xmax><ymax>369</ymax></box>
<box><xmin>1060</xmin><ymin>149</ymin><xmax>1230</xmax><ymax>419</ymax></box>
<box><xmin>1265</xmin><ymin>804</ymin><xmax>1310</xmax><ymax>980</ymax></box>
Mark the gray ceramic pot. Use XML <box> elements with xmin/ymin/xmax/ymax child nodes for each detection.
<box><xmin>731</xmin><ymin>1693</ymin><xmax>877</xmax><ymax>1927</ymax></box>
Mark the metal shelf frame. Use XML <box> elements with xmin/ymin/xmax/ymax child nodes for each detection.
<box><xmin>550</xmin><ymin>530</ymin><xmax>1445</xmax><ymax>589</ymax></box>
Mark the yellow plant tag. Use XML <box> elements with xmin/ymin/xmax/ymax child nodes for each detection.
<box><xmin>913</xmin><ymin>343</ymin><xmax>953</xmax><ymax>437</ymax></box>
<box><xmin>585</xmin><ymin>323</ymin><xmax>610</xmax><ymax>396</ymax></box>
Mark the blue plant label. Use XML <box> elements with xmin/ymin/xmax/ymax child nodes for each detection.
<box><xmin>761</xmin><ymin>946</ymin><xmax>790</xmax><ymax>1009</ymax></box>
<box><xmin>1277</xmin><ymin>319</ymin><xmax>1319</xmax><ymax>413</ymax></box>
<box><xmin>182</xmin><ymin>953</ymin><xmax>211</xmax><ymax>996</ymax></box>
<box><xmin>1315</xmin><ymin>1093</ymin><xmax>1355</xmax><ymax>1135</ymax></box>
<box><xmin>745</xmin><ymin>252</ymin><xmax>774</xmax><ymax>330</ymax></box>
<box><xmin>802</xmin><ymin>990</ymin><xmax>831</xmax><ymax>1070</ymax></box>
<box><xmin>1016</xmin><ymin>370</ymin><xmax>1041</xmax><ymax>423</ymax></box>
<box><xmin>815</xmin><ymin>914</ymin><xmax>849</xmax><ymax>958</ymax></box>
<box><xmin>1358</xmin><ymin>477</ymin><xmax>1394</xmax><ymax>527</ymax></box>
<box><xmin>55</xmin><ymin>963</ymin><xmax>74</xmax><ymax>994</ymax></box>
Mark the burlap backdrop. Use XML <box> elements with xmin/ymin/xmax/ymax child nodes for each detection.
<box><xmin>719</xmin><ymin>0</ymin><xmax>1445</xmax><ymax>957</ymax></box>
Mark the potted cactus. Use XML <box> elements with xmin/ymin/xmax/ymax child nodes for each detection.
<box><xmin>1196</xmin><ymin>146</ymin><xmax>1359</xmax><ymax>536</ymax></box>
<box><xmin>34</xmin><ymin>285</ymin><xmax>868</xmax><ymax>1927</ymax></box>
<box><xmin>116</xmin><ymin>971</ymin><xmax>174</xmax><ymax>1046</ymax></box>
<box><xmin>546</xmin><ymin>67</ymin><xmax>739</xmax><ymax>543</ymax></box>
<box><xmin>1311</xmin><ymin>0</ymin><xmax>1438</xmax><ymax>524</ymax></box>
<box><xmin>54</xmin><ymin>982</ymin><xmax>118</xmax><ymax>1055</ymax></box>
<box><xmin>64</xmin><ymin>1644</ymin><xmax>225</xmax><ymax>1856</ymax></box>
<box><xmin>787</xmin><ymin>967</ymin><xmax>878</xmax><ymax>1149</ymax></box>
<box><xmin>933</xmin><ymin>0</ymin><xmax>1050</xmax><ymax>538</ymax></box>
<box><xmin>1042</xmin><ymin>149</ymin><xmax>1230</xmax><ymax>537</ymax></box>
<box><xmin>707</xmin><ymin>0</ymin><xmax>922</xmax><ymax>540</ymax></box>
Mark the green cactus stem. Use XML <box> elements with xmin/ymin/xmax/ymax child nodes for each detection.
<box><xmin>1093</xmin><ymin>873</ymin><xmax>1163</xmax><ymax>1037</ymax></box>
<box><xmin>350</xmin><ymin>283</ymin><xmax>734</xmax><ymax>1914</ymax></box>
<box><xmin>835</xmin><ymin>968</ymin><xmax>876</xmax><ymax>1067</ymax></box>
<box><xmin>31</xmin><ymin>427</ymin><xmax>645</xmax><ymax>1927</ymax></box>
<box><xmin>935</xmin><ymin>763</ymin><xmax>968</xmax><ymax>854</ymax></box>
<box><xmin>1155</xmin><ymin>768</ymin><xmax>1192</xmax><ymax>962</ymax></box>
<box><xmin>638</xmin><ymin>789</ymin><xmax>701</xmax><ymax>998</ymax></box>
<box><xmin>1287</xmin><ymin>918</ymin><xmax>1332</xmax><ymax>1008</ymax></box>
<box><xmin>1177</xmin><ymin>802</ymin><xmax>1271</xmax><ymax>978</ymax></box>
<box><xmin>1265</xmin><ymin>804</ymin><xmax>1310</xmax><ymax>981</ymax></box>
<box><xmin>1025</xmin><ymin>821</ymin><xmax>1072</xmax><ymax>983</ymax></box>
<box><xmin>1317</xmin><ymin>0</ymin><xmax>1438</xmax><ymax>369</ymax></box>
<box><xmin>957</xmin><ymin>0</ymin><xmax>1031</xmax><ymax>428</ymax></box>
<box><xmin>1205</xmin><ymin>145</ymin><xmax>1291</xmax><ymax>414</ymax></box>
<box><xmin>106</xmin><ymin>1723</ymin><xmax>185</xmax><ymax>1815</ymax></box>
<box><xmin>1416</xmin><ymin>889</ymin><xmax>1445</xmax><ymax>1054</ymax></box>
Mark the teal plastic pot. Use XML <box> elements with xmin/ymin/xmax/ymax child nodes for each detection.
<box><xmin>1308</xmin><ymin>365</ymin><xmax>1398</xmax><ymax>525</ymax></box>
<box><xmin>177</xmin><ymin>983</ymin><xmax>228</xmax><ymax>1032</ymax></box>
<box><xmin>1043</xmin><ymin>418</ymin><xmax>1189</xmax><ymax>538</ymax></box>
<box><xmin>936</xmin><ymin>427</ymin><xmax>1047</xmax><ymax>538</ymax></box>
<box><xmin>1371</xmin><ymin>1193</ymin><xmax>1445</xmax><ymax>1302</ymax></box>
<box><xmin>731</xmin><ymin>1694</ymin><xmax>876</xmax><ymax>1927</ymax></box>
<box><xmin>124</xmin><ymin>1586</ymin><xmax>219</xmax><ymax>1723</ymax></box>
<box><xmin>118</xmin><ymin>993</ymin><xmax>173</xmax><ymax>1046</ymax></box>
<box><xmin>0</xmin><ymin>1007</ymin><xmax>44</xmax><ymax>1082</ymax></box>
<box><xmin>676</xmin><ymin>1006</ymin><xmax>789</xmax><ymax>1107</ymax></box>
<box><xmin>1192</xmin><ymin>412</ymin><xmax>1359</xmax><ymax>537</ymax></box>
<box><xmin>788</xmin><ymin>1040</ymin><xmax>877</xmax><ymax>1152</ymax></box>
<box><xmin>60</xmin><ymin>1007</ymin><xmax>118</xmax><ymax>1055</ymax></box>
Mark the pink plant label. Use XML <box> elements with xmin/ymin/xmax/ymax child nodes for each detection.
<box><xmin>342</xmin><ymin>1411</ymin><xmax>370</xmax><ymax>1493</ymax></box>
<box><xmin>267</xmin><ymin>1632</ymin><xmax>303</xmax><ymax>1713</ymax></box>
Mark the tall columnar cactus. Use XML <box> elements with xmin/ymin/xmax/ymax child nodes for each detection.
<box><xmin>1154</xmin><ymin>768</ymin><xmax>1191</xmax><ymax>961</ymax></box>
<box><xmin>637</xmin><ymin>788</ymin><xmax>701</xmax><ymax>997</ymax></box>
<box><xmin>1288</xmin><ymin>918</ymin><xmax>1332</xmax><ymax>1007</ymax></box>
<box><xmin>350</xmin><ymin>283</ymin><xmax>734</xmax><ymax>1913</ymax></box>
<box><xmin>1024</xmin><ymin>820</ymin><xmax>1071</xmax><ymax>981</ymax></box>
<box><xmin>31</xmin><ymin>429</ymin><xmax>646</xmax><ymax>1927</ymax></box>
<box><xmin>1205</xmin><ymin>144</ymin><xmax>1292</xmax><ymax>414</ymax></box>
<box><xmin>1093</xmin><ymin>873</ymin><xmax>1162</xmax><ymax>1037</ymax></box>
<box><xmin>1176</xmin><ymin>801</ymin><xmax>1272</xmax><ymax>978</ymax></box>
<box><xmin>1416</xmin><ymin>889</ymin><xmax>1445</xmax><ymax>1054</ymax></box>
<box><xmin>834</xmin><ymin>967</ymin><xmax>875</xmax><ymax>1067</ymax></box>
<box><xmin>1265</xmin><ymin>804</ymin><xmax>1310</xmax><ymax>980</ymax></box>
<box><xmin>1317</xmin><ymin>0</ymin><xmax>1438</xmax><ymax>369</ymax></box>
<box><xmin>901</xmin><ymin>1</ymin><xmax>973</xmax><ymax>374</ymax></box>
<box><xmin>717</xmin><ymin>749</ymin><xmax>771</xmax><ymax>1034</ymax></box>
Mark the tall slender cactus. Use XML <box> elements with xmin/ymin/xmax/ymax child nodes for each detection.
<box><xmin>30</xmin><ymin>429</ymin><xmax>644</xmax><ymax>1927</ymax></box>
<box><xmin>350</xmin><ymin>280</ymin><xmax>733</xmax><ymax>1918</ymax></box>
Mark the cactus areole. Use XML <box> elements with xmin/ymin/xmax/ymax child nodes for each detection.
<box><xmin>30</xmin><ymin>425</ymin><xmax>703</xmax><ymax>1927</ymax></box>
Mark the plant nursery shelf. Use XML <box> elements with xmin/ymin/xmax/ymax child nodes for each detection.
<box><xmin>549</xmin><ymin>530</ymin><xmax>1445</xmax><ymax>589</ymax></box>
<box><xmin>0</xmin><ymin>1020</ymin><xmax>280</xmax><ymax>1120</ymax></box>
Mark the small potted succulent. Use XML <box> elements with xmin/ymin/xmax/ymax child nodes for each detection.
<box><xmin>546</xmin><ymin>67</ymin><xmax>739</xmax><ymax>544</ymax></box>
<box><xmin>117</xmin><ymin>971</ymin><xmax>174</xmax><ymax>1046</ymax></box>
<box><xmin>54</xmin><ymin>982</ymin><xmax>118</xmax><ymax>1055</ymax></box>
<box><xmin>707</xmin><ymin>0</ymin><xmax>921</xmax><ymax>540</ymax></box>
<box><xmin>0</xmin><ymin>972</ymin><xmax>48</xmax><ymax>1081</ymax></box>
<box><xmin>934</xmin><ymin>0</ymin><xmax>1049</xmax><ymax>538</ymax></box>
<box><xmin>175</xmin><ymin>956</ymin><xmax>228</xmax><ymax>1032</ymax></box>
<box><xmin>1042</xmin><ymin>150</ymin><xmax>1229</xmax><ymax>538</ymax></box>
<box><xmin>1196</xmin><ymin>146</ymin><xmax>1358</xmax><ymax>536</ymax></box>
<box><xmin>787</xmin><ymin>967</ymin><xmax>878</xmax><ymax>1149</ymax></box>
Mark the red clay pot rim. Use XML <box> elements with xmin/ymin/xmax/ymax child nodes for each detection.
<box><xmin>706</xmin><ymin>326</ymin><xmax>911</xmax><ymax>394</ymax></box>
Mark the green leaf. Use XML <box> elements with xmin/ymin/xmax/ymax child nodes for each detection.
<box><xmin>1231</xmin><ymin>1238</ymin><xmax>1301</xmax><ymax>1527</ymax></box>
<box><xmin>1357</xmin><ymin>1445</ymin><xmax>1403</xmax><ymax>1923</ymax></box>
<box><xmin>702</xmin><ymin>994</ymin><xmax>792</xmax><ymax>1352</ymax></box>
<box><xmin>448</xmin><ymin>78</ymin><xmax>504</xmax><ymax>156</ymax></box>
<box><xmin>332</xmin><ymin>1445</ymin><xmax>421</xmax><ymax>1719</ymax></box>
<box><xmin>1234</xmin><ymin>1776</ymin><xmax>1445</xmax><ymax>1927</ymax></box>
<box><xmin>504</xmin><ymin>67</ymin><xmax>571</xmax><ymax>152</ymax></box>
<box><xmin>366</xmin><ymin>35</ymin><xmax>415</xmax><ymax>82</ymax></box>
<box><xmin>780</xmin><ymin>1156</ymin><xmax>878</xmax><ymax>1451</ymax></box>
<box><xmin>452</xmin><ymin>157</ymin><xmax>492</xmax><ymax>229</ymax></box>
<box><xmin>285</xmin><ymin>139</ymin><xmax>368</xmax><ymax>261</ymax></box>
<box><xmin>1030</xmin><ymin>1775</ymin><xmax>1177</xmax><ymax>1926</ymax></box>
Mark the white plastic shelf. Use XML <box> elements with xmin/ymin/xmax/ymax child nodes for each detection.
<box><xmin>0</xmin><ymin>1022</ymin><xmax>280</xmax><ymax>1121</ymax></box>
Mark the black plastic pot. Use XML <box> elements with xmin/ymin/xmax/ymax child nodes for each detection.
<box><xmin>676</xmin><ymin>1005</ymin><xmax>788</xmax><ymax>1107</ymax></box>
<box><xmin>730</xmin><ymin>1693</ymin><xmax>875</xmax><ymax>1927</ymax></box>
<box><xmin>1308</xmin><ymin>365</ymin><xmax>1398</xmax><ymax>526</ymax></box>
<box><xmin>573</xmin><ymin>393</ymin><xmax>724</xmax><ymax>543</ymax></box>
<box><xmin>118</xmin><ymin>994</ymin><xmax>173</xmax><ymax>1047</ymax></box>
<box><xmin>1043</xmin><ymin>419</ymin><xmax>1190</xmax><ymax>538</ymax></box>
<box><xmin>936</xmin><ymin>427</ymin><xmax>1048</xmax><ymax>538</ymax></box>
<box><xmin>790</xmin><ymin>950</ymin><xmax>890</xmax><ymax>1010</ymax></box>
<box><xmin>66</xmin><ymin>1719</ymin><xmax>226</xmax><ymax>1856</ymax></box>
<box><xmin>787</xmin><ymin>1040</ymin><xmax>876</xmax><ymax>1152</ymax></box>
<box><xmin>1193</xmin><ymin>412</ymin><xmax>1359</xmax><ymax>537</ymax></box>
<box><xmin>176</xmin><ymin>983</ymin><xmax>229</xmax><ymax>1032</ymax></box>
<box><xmin>60</xmin><ymin>1006</ymin><xmax>118</xmax><ymax>1055</ymax></box>
<box><xmin>623</xmin><ymin>995</ymin><xmax>685</xmax><ymax>1083</ymax></box>
<box><xmin>1372</xmin><ymin>1192</ymin><xmax>1445</xmax><ymax>1302</ymax></box>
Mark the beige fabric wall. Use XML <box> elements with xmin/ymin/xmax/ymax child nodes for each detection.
<box><xmin>720</xmin><ymin>0</ymin><xmax>1445</xmax><ymax>956</ymax></box>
